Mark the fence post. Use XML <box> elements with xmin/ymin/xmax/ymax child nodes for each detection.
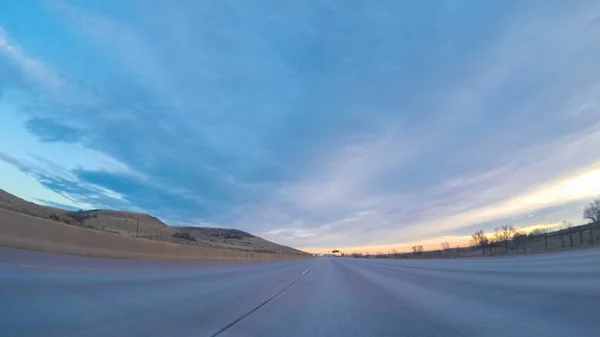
<box><xmin>544</xmin><ymin>235</ymin><xmax>548</xmax><ymax>251</ymax></box>
<box><xmin>569</xmin><ymin>228</ymin><xmax>573</xmax><ymax>248</ymax></box>
<box><xmin>136</xmin><ymin>218</ymin><xmax>139</xmax><ymax>237</ymax></box>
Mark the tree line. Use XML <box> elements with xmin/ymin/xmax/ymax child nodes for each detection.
<box><xmin>345</xmin><ymin>198</ymin><xmax>600</xmax><ymax>258</ymax></box>
<box><xmin>469</xmin><ymin>198</ymin><xmax>600</xmax><ymax>250</ymax></box>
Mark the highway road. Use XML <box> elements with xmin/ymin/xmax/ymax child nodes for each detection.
<box><xmin>1</xmin><ymin>247</ymin><xmax>599</xmax><ymax>337</ymax></box>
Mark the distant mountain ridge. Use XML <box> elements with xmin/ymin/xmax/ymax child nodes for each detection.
<box><xmin>0</xmin><ymin>189</ymin><xmax>306</xmax><ymax>255</ymax></box>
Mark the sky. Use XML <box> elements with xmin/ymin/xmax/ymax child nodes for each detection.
<box><xmin>1</xmin><ymin>0</ymin><xmax>600</xmax><ymax>254</ymax></box>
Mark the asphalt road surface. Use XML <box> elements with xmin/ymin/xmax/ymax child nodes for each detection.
<box><xmin>1</xmin><ymin>247</ymin><xmax>599</xmax><ymax>337</ymax></box>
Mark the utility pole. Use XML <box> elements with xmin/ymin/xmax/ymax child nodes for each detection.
<box><xmin>136</xmin><ymin>218</ymin><xmax>140</xmax><ymax>237</ymax></box>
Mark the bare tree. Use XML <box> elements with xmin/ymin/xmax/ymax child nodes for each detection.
<box><xmin>528</xmin><ymin>228</ymin><xmax>549</xmax><ymax>237</ymax></box>
<box><xmin>583</xmin><ymin>199</ymin><xmax>600</xmax><ymax>224</ymax></box>
<box><xmin>491</xmin><ymin>225</ymin><xmax>518</xmax><ymax>253</ymax></box>
<box><xmin>441</xmin><ymin>241</ymin><xmax>450</xmax><ymax>250</ymax></box>
<box><xmin>411</xmin><ymin>245</ymin><xmax>424</xmax><ymax>254</ymax></box>
<box><xmin>493</xmin><ymin>225</ymin><xmax>517</xmax><ymax>242</ymax></box>
<box><xmin>560</xmin><ymin>220</ymin><xmax>573</xmax><ymax>230</ymax></box>
<box><xmin>513</xmin><ymin>230</ymin><xmax>526</xmax><ymax>239</ymax></box>
<box><xmin>471</xmin><ymin>230</ymin><xmax>489</xmax><ymax>246</ymax></box>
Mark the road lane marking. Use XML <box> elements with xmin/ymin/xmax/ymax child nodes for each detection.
<box><xmin>210</xmin><ymin>266</ymin><xmax>311</xmax><ymax>337</ymax></box>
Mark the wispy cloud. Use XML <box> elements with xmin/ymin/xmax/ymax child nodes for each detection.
<box><xmin>0</xmin><ymin>27</ymin><xmax>63</xmax><ymax>91</ymax></box>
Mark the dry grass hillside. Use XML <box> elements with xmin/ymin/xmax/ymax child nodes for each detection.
<box><xmin>176</xmin><ymin>227</ymin><xmax>304</xmax><ymax>255</ymax></box>
<box><xmin>0</xmin><ymin>189</ymin><xmax>306</xmax><ymax>255</ymax></box>
<box><xmin>0</xmin><ymin>189</ymin><xmax>73</xmax><ymax>223</ymax></box>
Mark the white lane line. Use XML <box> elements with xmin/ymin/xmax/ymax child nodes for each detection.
<box><xmin>211</xmin><ymin>266</ymin><xmax>311</xmax><ymax>336</ymax></box>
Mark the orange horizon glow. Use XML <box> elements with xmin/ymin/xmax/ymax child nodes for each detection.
<box><xmin>299</xmin><ymin>222</ymin><xmax>562</xmax><ymax>255</ymax></box>
<box><xmin>298</xmin><ymin>165</ymin><xmax>600</xmax><ymax>255</ymax></box>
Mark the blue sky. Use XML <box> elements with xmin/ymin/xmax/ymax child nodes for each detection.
<box><xmin>1</xmin><ymin>0</ymin><xmax>600</xmax><ymax>253</ymax></box>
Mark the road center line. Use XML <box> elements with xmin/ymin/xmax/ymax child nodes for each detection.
<box><xmin>210</xmin><ymin>266</ymin><xmax>311</xmax><ymax>337</ymax></box>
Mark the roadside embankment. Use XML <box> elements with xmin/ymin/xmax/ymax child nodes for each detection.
<box><xmin>0</xmin><ymin>209</ymin><xmax>307</xmax><ymax>262</ymax></box>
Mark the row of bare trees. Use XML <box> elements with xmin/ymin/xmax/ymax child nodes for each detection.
<box><xmin>352</xmin><ymin>199</ymin><xmax>600</xmax><ymax>259</ymax></box>
<box><xmin>469</xmin><ymin>198</ymin><xmax>600</xmax><ymax>250</ymax></box>
<box><xmin>411</xmin><ymin>245</ymin><xmax>424</xmax><ymax>254</ymax></box>
<box><xmin>470</xmin><ymin>225</ymin><xmax>523</xmax><ymax>247</ymax></box>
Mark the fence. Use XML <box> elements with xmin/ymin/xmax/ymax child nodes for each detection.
<box><xmin>482</xmin><ymin>222</ymin><xmax>599</xmax><ymax>257</ymax></box>
<box><xmin>369</xmin><ymin>222</ymin><xmax>600</xmax><ymax>259</ymax></box>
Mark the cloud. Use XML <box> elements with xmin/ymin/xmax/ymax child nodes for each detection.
<box><xmin>266</xmin><ymin>227</ymin><xmax>317</xmax><ymax>240</ymax></box>
<box><xmin>34</xmin><ymin>199</ymin><xmax>81</xmax><ymax>211</ymax></box>
<box><xmin>0</xmin><ymin>153</ymin><xmax>209</xmax><ymax>221</ymax></box>
<box><xmin>0</xmin><ymin>27</ymin><xmax>63</xmax><ymax>91</ymax></box>
<box><xmin>25</xmin><ymin>118</ymin><xmax>85</xmax><ymax>143</ymax></box>
<box><xmin>73</xmin><ymin>169</ymin><xmax>205</xmax><ymax>217</ymax></box>
<box><xmin>250</xmin><ymin>1</ymin><xmax>600</xmax><ymax>248</ymax></box>
<box><xmin>0</xmin><ymin>152</ymin><xmax>30</xmax><ymax>172</ymax></box>
<box><xmin>1</xmin><ymin>1</ymin><xmax>600</xmax><ymax>251</ymax></box>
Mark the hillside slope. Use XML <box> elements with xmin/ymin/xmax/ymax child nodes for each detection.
<box><xmin>176</xmin><ymin>227</ymin><xmax>304</xmax><ymax>255</ymax></box>
<box><xmin>0</xmin><ymin>189</ymin><xmax>72</xmax><ymax>223</ymax></box>
<box><xmin>0</xmin><ymin>189</ymin><xmax>306</xmax><ymax>255</ymax></box>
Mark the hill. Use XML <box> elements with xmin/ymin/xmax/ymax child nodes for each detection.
<box><xmin>0</xmin><ymin>189</ymin><xmax>306</xmax><ymax>255</ymax></box>
<box><xmin>175</xmin><ymin>227</ymin><xmax>304</xmax><ymax>255</ymax></box>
